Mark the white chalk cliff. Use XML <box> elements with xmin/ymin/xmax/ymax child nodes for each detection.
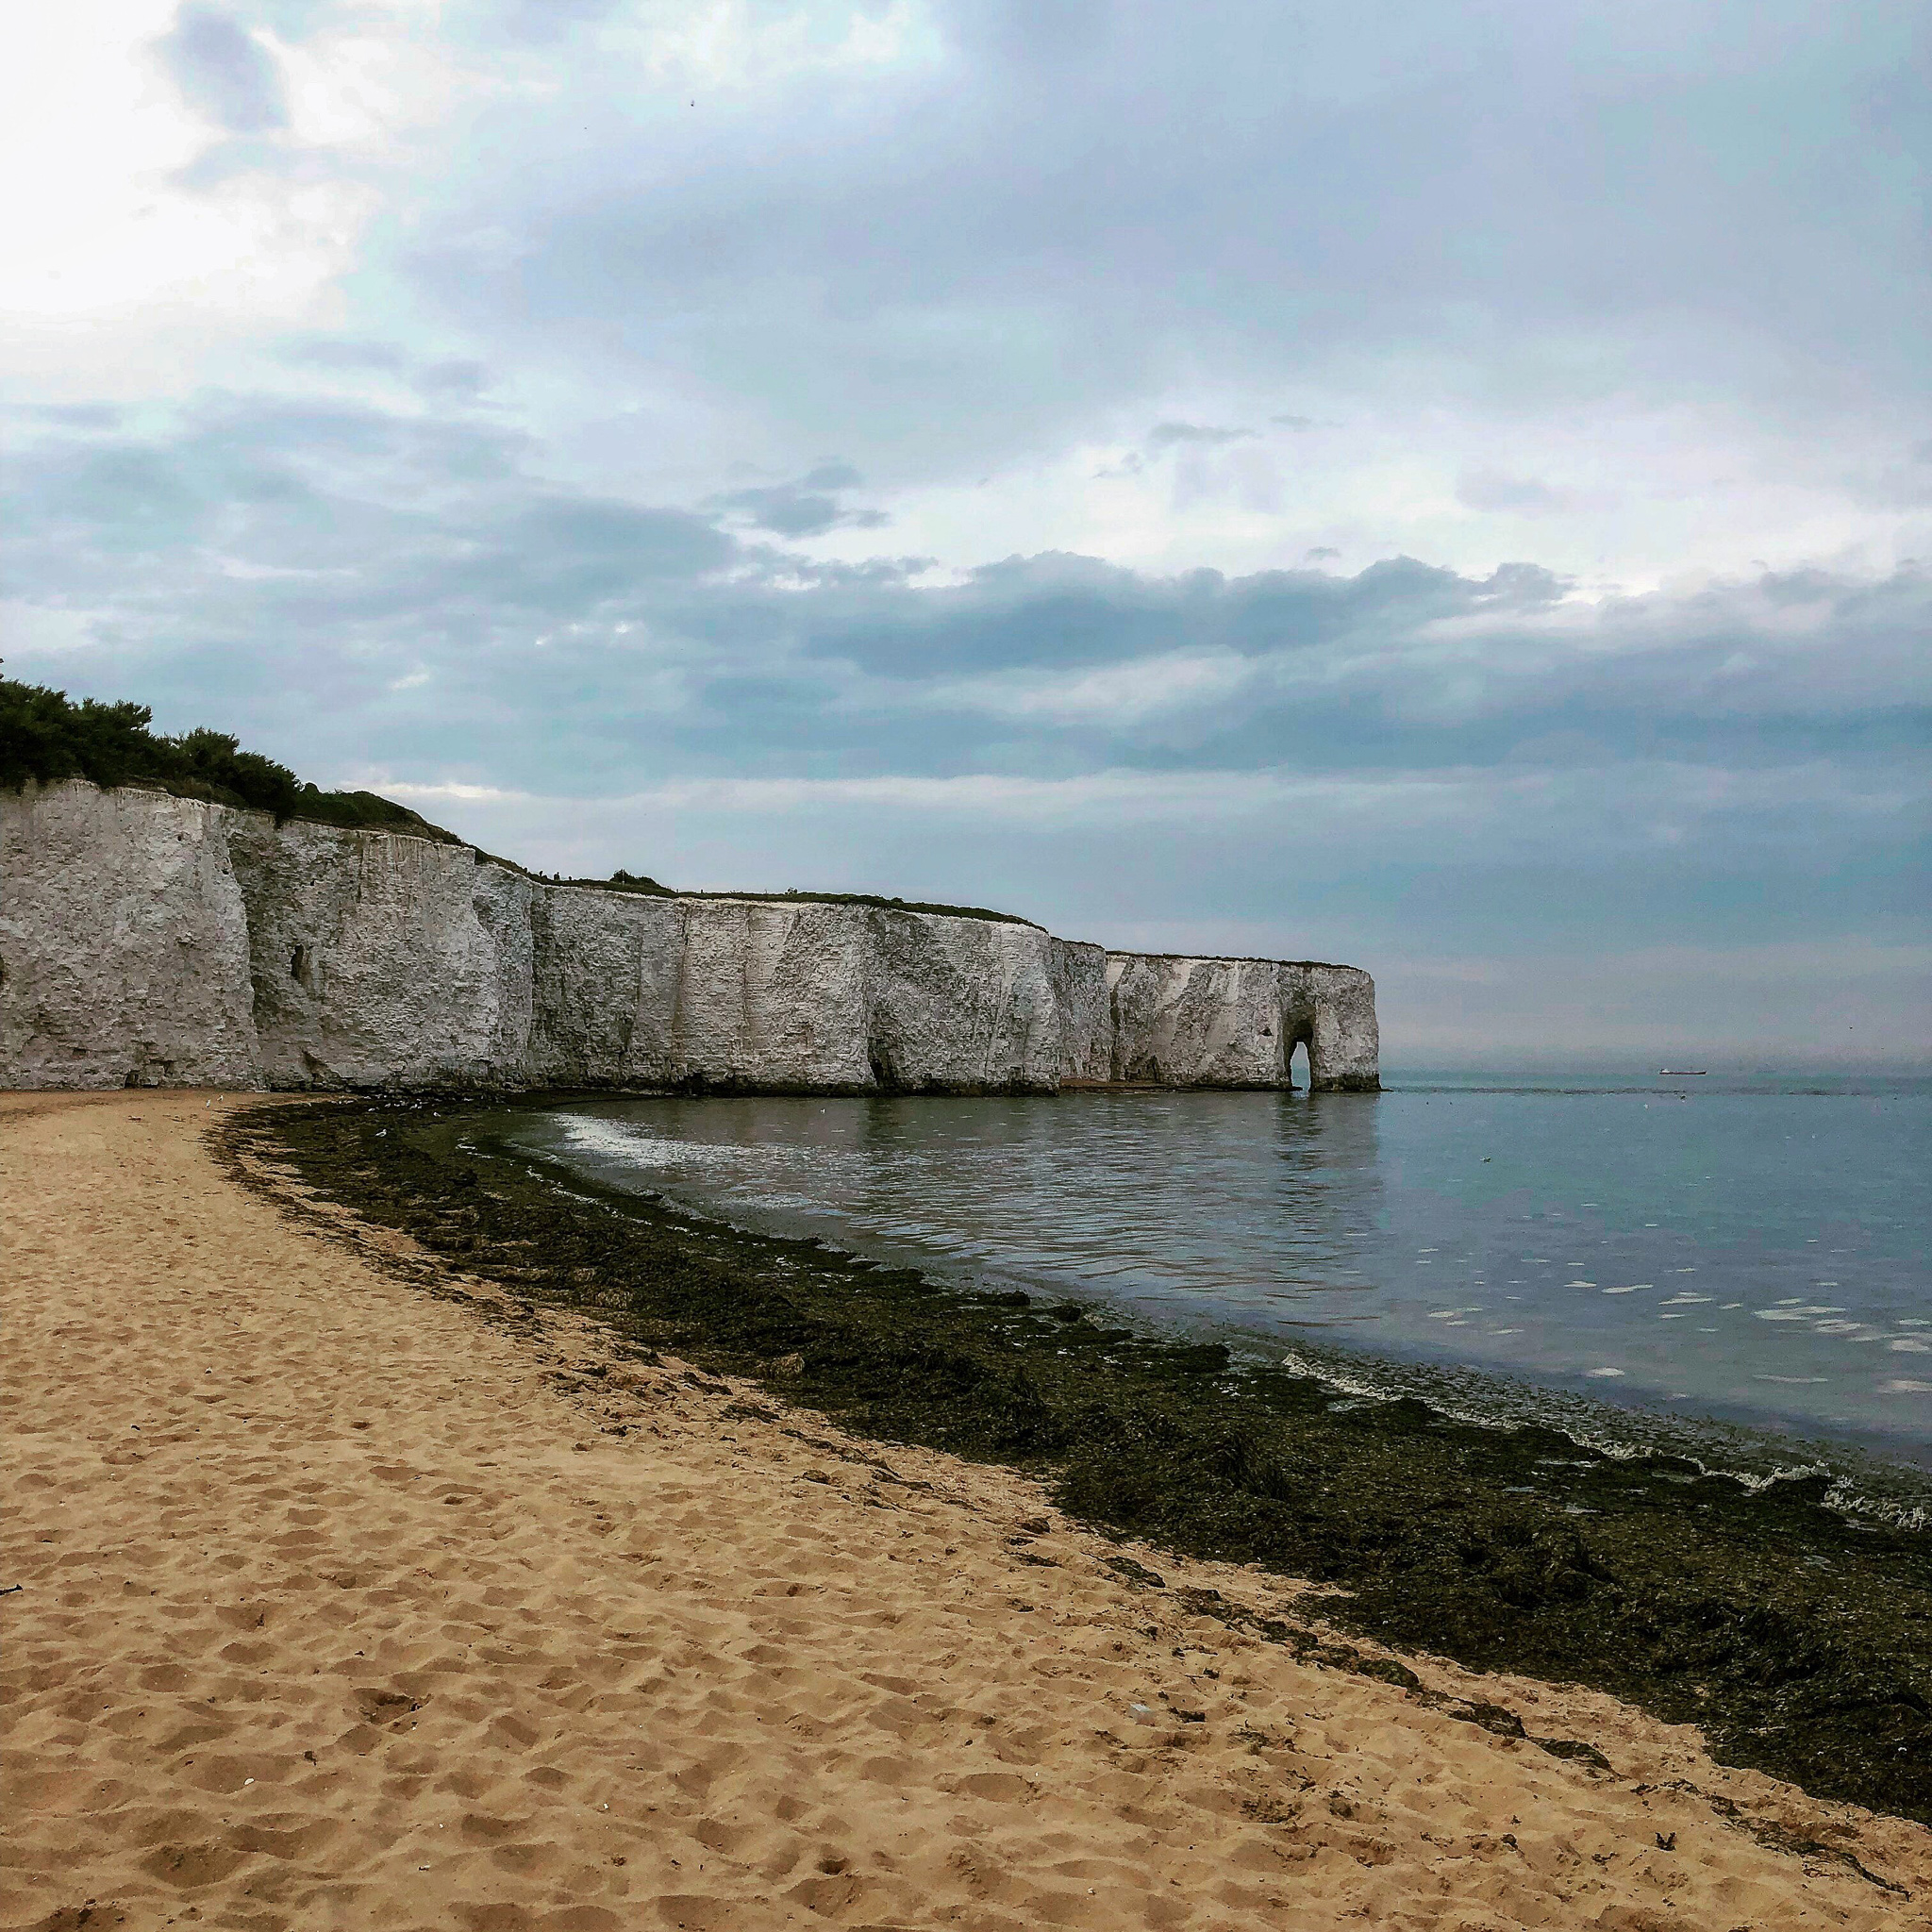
<box><xmin>0</xmin><ymin>780</ymin><xmax>1377</xmax><ymax>1094</ymax></box>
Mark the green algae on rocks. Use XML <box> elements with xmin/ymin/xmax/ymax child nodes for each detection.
<box><xmin>236</xmin><ymin>1096</ymin><xmax>1932</xmax><ymax>1827</ymax></box>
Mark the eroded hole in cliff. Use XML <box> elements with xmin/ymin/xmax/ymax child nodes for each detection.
<box><xmin>1289</xmin><ymin>1039</ymin><xmax>1311</xmax><ymax>1089</ymax></box>
<box><xmin>291</xmin><ymin>945</ymin><xmax>310</xmax><ymax>985</ymax></box>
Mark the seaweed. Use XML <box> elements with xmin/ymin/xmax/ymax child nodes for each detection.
<box><xmin>236</xmin><ymin>1096</ymin><xmax>1932</xmax><ymax>1825</ymax></box>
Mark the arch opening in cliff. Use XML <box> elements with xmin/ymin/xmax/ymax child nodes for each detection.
<box><xmin>1289</xmin><ymin>1038</ymin><xmax>1311</xmax><ymax>1090</ymax></box>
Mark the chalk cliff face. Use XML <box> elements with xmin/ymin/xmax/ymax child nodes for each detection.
<box><xmin>0</xmin><ymin>779</ymin><xmax>260</xmax><ymax>1091</ymax></box>
<box><xmin>0</xmin><ymin>780</ymin><xmax>1377</xmax><ymax>1094</ymax></box>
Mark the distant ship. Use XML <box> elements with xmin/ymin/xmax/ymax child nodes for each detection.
<box><xmin>1658</xmin><ymin>1068</ymin><xmax>1707</xmax><ymax>1076</ymax></box>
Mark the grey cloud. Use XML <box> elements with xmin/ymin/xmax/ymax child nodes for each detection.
<box><xmin>944</xmin><ymin>0</ymin><xmax>1117</xmax><ymax>66</ymax></box>
<box><xmin>801</xmin><ymin>462</ymin><xmax>864</xmax><ymax>491</ymax></box>
<box><xmin>275</xmin><ymin>339</ymin><xmax>492</xmax><ymax>401</ymax></box>
<box><xmin>415</xmin><ymin>359</ymin><xmax>491</xmax><ymax>399</ymax></box>
<box><xmin>1148</xmin><ymin>422</ymin><xmax>1253</xmax><ymax>448</ymax></box>
<box><xmin>810</xmin><ymin>552</ymin><xmax>1572</xmax><ymax>683</ymax></box>
<box><xmin>492</xmin><ymin>0</ymin><xmax>623</xmax><ymax>43</ymax></box>
<box><xmin>155</xmin><ymin>6</ymin><xmax>287</xmax><ymax>133</ymax></box>
<box><xmin>41</xmin><ymin>403</ymin><xmax>1894</xmax><ymax>780</ymax></box>
<box><xmin>493</xmin><ymin>497</ymin><xmax>736</xmax><ymax>599</ymax></box>
<box><xmin>277</xmin><ymin>339</ymin><xmax>411</xmax><ymax>373</ymax></box>
<box><xmin>12</xmin><ymin>404</ymin><xmax>124</xmax><ymax>429</ymax></box>
<box><xmin>4</xmin><ymin>399</ymin><xmax>734</xmax><ymax>675</ymax></box>
<box><xmin>4</xmin><ymin>389</ymin><xmax>1924</xmax><ymax>1007</ymax></box>
<box><xmin>712</xmin><ymin>465</ymin><xmax>890</xmax><ymax>539</ymax></box>
<box><xmin>401</xmin><ymin>2</ymin><xmax>1931</xmax><ymax>488</ymax></box>
<box><xmin>232</xmin><ymin>0</ymin><xmax>337</xmax><ymax>34</ymax></box>
<box><xmin>1457</xmin><ymin>472</ymin><xmax>1568</xmax><ymax>513</ymax></box>
<box><xmin>5</xmin><ymin>393</ymin><xmax>1924</xmax><ymax>794</ymax></box>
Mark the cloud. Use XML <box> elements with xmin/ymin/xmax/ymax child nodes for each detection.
<box><xmin>5</xmin><ymin>389</ymin><xmax>1925</xmax><ymax>857</ymax></box>
<box><xmin>275</xmin><ymin>337</ymin><xmax>495</xmax><ymax>404</ymax></box>
<box><xmin>4</xmin><ymin>374</ymin><xmax>1925</xmax><ymax>1062</ymax></box>
<box><xmin>1147</xmin><ymin>422</ymin><xmax>1253</xmax><ymax>448</ymax></box>
<box><xmin>154</xmin><ymin>6</ymin><xmax>288</xmax><ymax>134</ymax></box>
<box><xmin>8</xmin><ymin>392</ymin><xmax>1928</xmax><ymax>766</ymax></box>
<box><xmin>384</xmin><ymin>0</ymin><xmax>1930</xmax><ymax>529</ymax></box>
<box><xmin>710</xmin><ymin>464</ymin><xmax>890</xmax><ymax>538</ymax></box>
<box><xmin>24</xmin><ymin>1</ymin><xmax>1926</xmax><ymax>587</ymax></box>
<box><xmin>800</xmin><ymin>462</ymin><xmax>864</xmax><ymax>491</ymax></box>
<box><xmin>714</xmin><ymin>487</ymin><xmax>889</xmax><ymax>540</ymax></box>
<box><xmin>492</xmin><ymin>0</ymin><xmax>625</xmax><ymax>45</ymax></box>
<box><xmin>276</xmin><ymin>338</ymin><xmax>410</xmax><ymax>373</ymax></box>
<box><xmin>415</xmin><ymin>359</ymin><xmax>491</xmax><ymax>399</ymax></box>
<box><xmin>1457</xmin><ymin>471</ymin><xmax>1569</xmax><ymax>514</ymax></box>
<box><xmin>14</xmin><ymin>404</ymin><xmax>125</xmax><ymax>430</ymax></box>
<box><xmin>920</xmin><ymin>651</ymin><xmax>1255</xmax><ymax>726</ymax></box>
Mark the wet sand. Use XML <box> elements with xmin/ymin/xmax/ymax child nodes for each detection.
<box><xmin>5</xmin><ymin>1090</ymin><xmax>1928</xmax><ymax>1930</ymax></box>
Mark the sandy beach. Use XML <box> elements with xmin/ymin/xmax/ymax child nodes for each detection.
<box><xmin>5</xmin><ymin>1091</ymin><xmax>1928</xmax><ymax>1931</ymax></box>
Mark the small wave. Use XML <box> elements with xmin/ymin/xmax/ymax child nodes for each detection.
<box><xmin>556</xmin><ymin>1114</ymin><xmax>823</xmax><ymax>1184</ymax></box>
<box><xmin>557</xmin><ymin>1114</ymin><xmax>735</xmax><ymax>1169</ymax></box>
<box><xmin>1270</xmin><ymin>1346</ymin><xmax>1930</xmax><ymax>1531</ymax></box>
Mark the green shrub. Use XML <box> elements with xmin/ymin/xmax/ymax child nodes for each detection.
<box><xmin>0</xmin><ymin>674</ymin><xmax>458</xmax><ymax>842</ymax></box>
<box><xmin>0</xmin><ymin>674</ymin><xmax>1031</xmax><ymax>922</ymax></box>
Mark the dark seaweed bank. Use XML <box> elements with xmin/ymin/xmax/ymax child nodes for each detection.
<box><xmin>237</xmin><ymin>1096</ymin><xmax>1932</xmax><ymax>1825</ymax></box>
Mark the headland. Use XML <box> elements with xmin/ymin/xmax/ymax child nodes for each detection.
<box><xmin>0</xmin><ymin>777</ymin><xmax>1376</xmax><ymax>1095</ymax></box>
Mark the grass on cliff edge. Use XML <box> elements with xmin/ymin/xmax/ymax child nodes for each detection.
<box><xmin>0</xmin><ymin>675</ymin><xmax>1031</xmax><ymax>925</ymax></box>
<box><xmin>240</xmin><ymin>1095</ymin><xmax>1932</xmax><ymax>1832</ymax></box>
<box><xmin>573</xmin><ymin>871</ymin><xmax>1035</xmax><ymax>926</ymax></box>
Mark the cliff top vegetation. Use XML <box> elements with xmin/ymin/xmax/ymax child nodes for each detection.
<box><xmin>561</xmin><ymin>870</ymin><xmax>1037</xmax><ymax>927</ymax></box>
<box><xmin>0</xmin><ymin>674</ymin><xmax>461</xmax><ymax>843</ymax></box>
<box><xmin>0</xmin><ymin>675</ymin><xmax>1034</xmax><ymax>924</ymax></box>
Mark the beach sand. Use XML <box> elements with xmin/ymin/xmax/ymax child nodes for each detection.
<box><xmin>5</xmin><ymin>1091</ymin><xmax>1927</xmax><ymax>1931</ymax></box>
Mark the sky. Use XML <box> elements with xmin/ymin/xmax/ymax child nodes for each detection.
<box><xmin>4</xmin><ymin>0</ymin><xmax>1928</xmax><ymax>1066</ymax></box>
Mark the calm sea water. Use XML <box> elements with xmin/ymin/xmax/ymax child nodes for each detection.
<box><xmin>499</xmin><ymin>1073</ymin><xmax>1931</xmax><ymax>1479</ymax></box>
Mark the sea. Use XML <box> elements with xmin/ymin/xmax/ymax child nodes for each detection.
<box><xmin>494</xmin><ymin>1070</ymin><xmax>1932</xmax><ymax>1509</ymax></box>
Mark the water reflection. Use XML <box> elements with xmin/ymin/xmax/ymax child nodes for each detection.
<box><xmin>520</xmin><ymin>1090</ymin><xmax>1386</xmax><ymax>1322</ymax></box>
<box><xmin>502</xmin><ymin>1077</ymin><xmax>1931</xmax><ymax>1458</ymax></box>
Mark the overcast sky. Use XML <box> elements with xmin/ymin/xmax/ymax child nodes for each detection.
<box><xmin>4</xmin><ymin>1</ymin><xmax>1927</xmax><ymax>1064</ymax></box>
